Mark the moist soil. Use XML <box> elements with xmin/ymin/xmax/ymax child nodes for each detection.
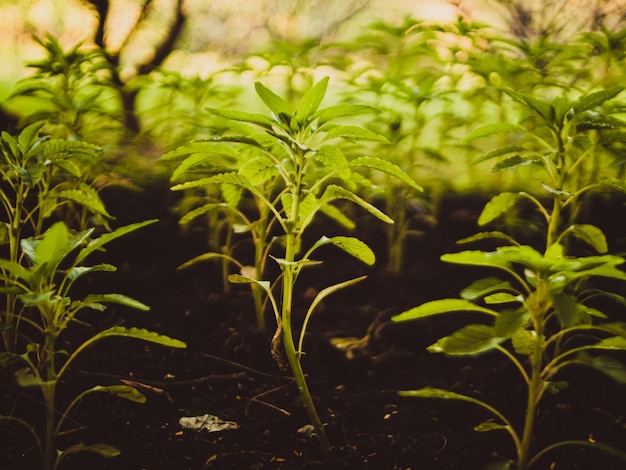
<box><xmin>2</xmin><ymin>184</ymin><xmax>626</xmax><ymax>470</ymax></box>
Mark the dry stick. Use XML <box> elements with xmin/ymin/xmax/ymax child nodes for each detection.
<box><xmin>245</xmin><ymin>383</ymin><xmax>293</xmax><ymax>416</ymax></box>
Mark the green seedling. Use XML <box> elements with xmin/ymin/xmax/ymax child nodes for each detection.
<box><xmin>0</xmin><ymin>124</ymin><xmax>111</xmax><ymax>352</ymax></box>
<box><xmin>393</xmin><ymin>87</ymin><xmax>626</xmax><ymax>469</ymax></box>
<box><xmin>10</xmin><ymin>34</ymin><xmax>123</xmax><ymax>143</ymax></box>
<box><xmin>165</xmin><ymin>76</ymin><xmax>421</xmax><ymax>451</ymax></box>
<box><xmin>0</xmin><ymin>220</ymin><xmax>186</xmax><ymax>470</ymax></box>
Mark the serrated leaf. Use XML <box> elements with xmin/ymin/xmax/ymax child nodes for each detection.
<box><xmin>569</xmin><ymin>224</ymin><xmax>608</xmax><ymax>253</ymax></box>
<box><xmin>461</xmin><ymin>277</ymin><xmax>516</xmax><ymax>301</ymax></box>
<box><xmin>441</xmin><ymin>250</ymin><xmax>513</xmax><ymax>270</ymax></box>
<box><xmin>392</xmin><ymin>298</ymin><xmax>498</xmax><ymax>322</ymax></box>
<box><xmin>311</xmin><ymin>104</ymin><xmax>377</xmax><ymax>126</ymax></box>
<box><xmin>511</xmin><ymin>329</ymin><xmax>539</xmax><ymax>355</ymax></box>
<box><xmin>82</xmin><ymin>294</ymin><xmax>150</xmax><ymax>311</ymax></box>
<box><xmin>313</xmin><ymin>236</ymin><xmax>375</xmax><ymax>265</ymax></box>
<box><xmin>491</xmin><ymin>155</ymin><xmax>538</xmax><ymax>172</ymax></box>
<box><xmin>324</xmin><ymin>125</ymin><xmax>388</xmax><ymax>143</ymax></box>
<box><xmin>205</xmin><ymin>107</ymin><xmax>274</xmax><ymax>129</ymax></box>
<box><xmin>494</xmin><ymin>309</ymin><xmax>528</xmax><ymax>337</ymax></box>
<box><xmin>76</xmin><ymin>219</ymin><xmax>157</xmax><ymax>264</ymax></box>
<box><xmin>60</xmin><ymin>442</ymin><xmax>120</xmax><ymax>458</ymax></box>
<box><xmin>87</xmin><ymin>326</ymin><xmax>186</xmax><ymax>349</ymax></box>
<box><xmin>429</xmin><ymin>324</ymin><xmax>503</xmax><ymax>355</ymax></box>
<box><xmin>478</xmin><ymin>193</ymin><xmax>519</xmax><ymax>226</ymax></box>
<box><xmin>296</xmin><ymin>77</ymin><xmax>328</xmax><ymax>123</ymax></box>
<box><xmin>463</xmin><ymin>122</ymin><xmax>527</xmax><ymax>142</ymax></box>
<box><xmin>321</xmin><ymin>184</ymin><xmax>393</xmax><ymax>224</ymax></box>
<box><xmin>311</xmin><ymin>145</ymin><xmax>348</xmax><ymax>170</ymax></box>
<box><xmin>572</xmin><ymin>87</ymin><xmax>624</xmax><ymax>115</ymax></box>
<box><xmin>55</xmin><ymin>188</ymin><xmax>112</xmax><ymax>218</ymax></box>
<box><xmin>592</xmin><ymin>336</ymin><xmax>626</xmax><ymax>350</ymax></box>
<box><xmin>348</xmin><ymin>156</ymin><xmax>422</xmax><ymax>191</ymax></box>
<box><xmin>255</xmin><ymin>81</ymin><xmax>292</xmax><ymax>120</ymax></box>
<box><xmin>503</xmin><ymin>89</ymin><xmax>555</xmax><ymax>124</ymax></box>
<box><xmin>580</xmin><ymin>354</ymin><xmax>626</xmax><ymax>384</ymax></box>
<box><xmin>239</xmin><ymin>155</ymin><xmax>279</xmax><ymax>185</ymax></box>
<box><xmin>87</xmin><ymin>384</ymin><xmax>147</xmax><ymax>403</ymax></box>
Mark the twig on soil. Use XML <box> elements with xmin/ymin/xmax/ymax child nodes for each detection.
<box><xmin>200</xmin><ymin>353</ymin><xmax>294</xmax><ymax>381</ymax></box>
<box><xmin>246</xmin><ymin>383</ymin><xmax>293</xmax><ymax>416</ymax></box>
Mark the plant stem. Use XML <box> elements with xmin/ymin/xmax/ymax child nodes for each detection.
<box><xmin>42</xmin><ymin>325</ymin><xmax>58</xmax><ymax>470</ymax></box>
<box><xmin>281</xmin><ymin>231</ymin><xmax>331</xmax><ymax>453</ymax></box>
<box><xmin>279</xmin><ymin>145</ymin><xmax>331</xmax><ymax>452</ymax></box>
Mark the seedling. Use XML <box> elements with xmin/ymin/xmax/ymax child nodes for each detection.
<box><xmin>0</xmin><ymin>220</ymin><xmax>186</xmax><ymax>470</ymax></box>
<box><xmin>393</xmin><ymin>87</ymin><xmax>626</xmax><ymax>469</ymax></box>
<box><xmin>165</xmin><ymin>76</ymin><xmax>421</xmax><ymax>451</ymax></box>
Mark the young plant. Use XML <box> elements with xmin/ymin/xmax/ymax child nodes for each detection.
<box><xmin>0</xmin><ymin>123</ymin><xmax>111</xmax><ymax>352</ymax></box>
<box><xmin>10</xmin><ymin>34</ymin><xmax>124</xmax><ymax>143</ymax></box>
<box><xmin>393</xmin><ymin>87</ymin><xmax>626</xmax><ymax>469</ymax></box>
<box><xmin>166</xmin><ymin>76</ymin><xmax>421</xmax><ymax>451</ymax></box>
<box><xmin>0</xmin><ymin>220</ymin><xmax>186</xmax><ymax>470</ymax></box>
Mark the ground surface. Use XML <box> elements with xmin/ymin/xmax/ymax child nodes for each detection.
<box><xmin>2</xmin><ymin>184</ymin><xmax>626</xmax><ymax>470</ymax></box>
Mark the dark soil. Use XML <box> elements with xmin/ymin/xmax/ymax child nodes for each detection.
<box><xmin>2</xmin><ymin>185</ymin><xmax>626</xmax><ymax>470</ymax></box>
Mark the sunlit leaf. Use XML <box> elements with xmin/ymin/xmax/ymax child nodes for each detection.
<box><xmin>296</xmin><ymin>77</ymin><xmax>328</xmax><ymax>123</ymax></box>
<box><xmin>478</xmin><ymin>193</ymin><xmax>519</xmax><ymax>226</ymax></box>
<box><xmin>393</xmin><ymin>299</ymin><xmax>498</xmax><ymax>322</ymax></box>
<box><xmin>568</xmin><ymin>224</ymin><xmax>608</xmax><ymax>253</ymax></box>
<box><xmin>429</xmin><ymin>324</ymin><xmax>503</xmax><ymax>355</ymax></box>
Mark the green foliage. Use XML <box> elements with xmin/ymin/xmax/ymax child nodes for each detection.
<box><xmin>393</xmin><ymin>86</ymin><xmax>626</xmax><ymax>470</ymax></box>
<box><xmin>9</xmin><ymin>34</ymin><xmax>124</xmax><ymax>143</ymax></box>
<box><xmin>164</xmin><ymin>76</ymin><xmax>419</xmax><ymax>452</ymax></box>
<box><xmin>0</xmin><ymin>220</ymin><xmax>186</xmax><ymax>470</ymax></box>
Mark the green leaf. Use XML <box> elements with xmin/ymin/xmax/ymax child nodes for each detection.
<box><xmin>59</xmin><ymin>442</ymin><xmax>120</xmax><ymax>458</ymax></box>
<box><xmin>312</xmin><ymin>104</ymin><xmax>377</xmax><ymax>126</ymax></box>
<box><xmin>470</xmin><ymin>144</ymin><xmax>529</xmax><ymax>166</ymax></box>
<box><xmin>205</xmin><ymin>107</ymin><xmax>274</xmax><ymax>128</ymax></box>
<box><xmin>494</xmin><ymin>309</ymin><xmax>529</xmax><ymax>337</ymax></box>
<box><xmin>0</xmin><ymin>352</ymin><xmax>24</xmax><ymax>368</ymax></box>
<box><xmin>82</xmin><ymin>294</ymin><xmax>150</xmax><ymax>311</ymax></box>
<box><xmin>311</xmin><ymin>145</ymin><xmax>349</xmax><ymax>171</ymax></box>
<box><xmin>179</xmin><ymin>203</ymin><xmax>227</xmax><ymax>225</ymax></box>
<box><xmin>429</xmin><ymin>324</ymin><xmax>503</xmax><ymax>355</ymax></box>
<box><xmin>87</xmin><ymin>326</ymin><xmax>186</xmax><ymax>349</ymax></box>
<box><xmin>255</xmin><ymin>81</ymin><xmax>292</xmax><ymax>121</ymax></box>
<box><xmin>296</xmin><ymin>77</ymin><xmax>328</xmax><ymax>123</ymax></box>
<box><xmin>348</xmin><ymin>156</ymin><xmax>423</xmax><ymax>192</ymax></box>
<box><xmin>323</xmin><ymin>125</ymin><xmax>388</xmax><ymax>143</ymax></box>
<box><xmin>463</xmin><ymin>122</ymin><xmax>527</xmax><ymax>142</ymax></box>
<box><xmin>87</xmin><ymin>384</ymin><xmax>147</xmax><ymax>403</ymax></box>
<box><xmin>320</xmin><ymin>184</ymin><xmax>393</xmax><ymax>224</ymax></box>
<box><xmin>68</xmin><ymin>264</ymin><xmax>116</xmax><ymax>282</ymax></box>
<box><xmin>502</xmin><ymin>89</ymin><xmax>555</xmax><ymax>124</ymax></box>
<box><xmin>239</xmin><ymin>155</ymin><xmax>279</xmax><ymax>185</ymax></box>
<box><xmin>511</xmin><ymin>329</ymin><xmax>539</xmax><ymax>355</ymax></box>
<box><xmin>55</xmin><ymin>188</ymin><xmax>112</xmax><ymax>218</ymax></box>
<box><xmin>491</xmin><ymin>155</ymin><xmax>538</xmax><ymax>172</ymax></box>
<box><xmin>568</xmin><ymin>224</ymin><xmax>608</xmax><ymax>253</ymax></box>
<box><xmin>398</xmin><ymin>387</ymin><xmax>510</xmax><ymax>432</ymax></box>
<box><xmin>441</xmin><ymin>250</ymin><xmax>512</xmax><ymax>270</ymax></box>
<box><xmin>485</xmin><ymin>292</ymin><xmax>522</xmax><ymax>304</ymax></box>
<box><xmin>552</xmin><ymin>292</ymin><xmax>584</xmax><ymax>327</ymax></box>
<box><xmin>579</xmin><ymin>354</ymin><xmax>626</xmax><ymax>384</ymax></box>
<box><xmin>313</xmin><ymin>236</ymin><xmax>375</xmax><ymax>266</ymax></box>
<box><xmin>478</xmin><ymin>193</ymin><xmax>519</xmax><ymax>226</ymax></box>
<box><xmin>474</xmin><ymin>421</ymin><xmax>509</xmax><ymax>432</ymax></box>
<box><xmin>75</xmin><ymin>219</ymin><xmax>157</xmax><ymax>264</ymax></box>
<box><xmin>592</xmin><ymin>336</ymin><xmax>626</xmax><ymax>350</ymax></box>
<box><xmin>17</xmin><ymin>122</ymin><xmax>45</xmax><ymax>151</ymax></box>
<box><xmin>392</xmin><ymin>298</ymin><xmax>499</xmax><ymax>322</ymax></box>
<box><xmin>571</xmin><ymin>87</ymin><xmax>624</xmax><ymax>115</ymax></box>
<box><xmin>461</xmin><ymin>277</ymin><xmax>517</xmax><ymax>301</ymax></box>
